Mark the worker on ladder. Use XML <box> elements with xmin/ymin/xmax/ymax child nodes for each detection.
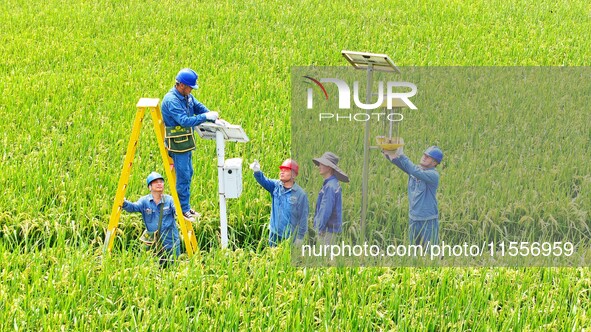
<box><xmin>161</xmin><ymin>68</ymin><xmax>221</xmax><ymax>222</ymax></box>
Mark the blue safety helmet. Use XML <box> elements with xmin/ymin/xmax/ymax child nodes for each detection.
<box><xmin>146</xmin><ymin>172</ymin><xmax>164</xmax><ymax>187</ymax></box>
<box><xmin>424</xmin><ymin>146</ymin><xmax>443</xmax><ymax>163</ymax></box>
<box><xmin>175</xmin><ymin>68</ymin><xmax>199</xmax><ymax>89</ymax></box>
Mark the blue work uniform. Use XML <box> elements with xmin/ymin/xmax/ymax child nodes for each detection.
<box><xmin>390</xmin><ymin>154</ymin><xmax>440</xmax><ymax>245</ymax></box>
<box><xmin>313</xmin><ymin>175</ymin><xmax>343</xmax><ymax>234</ymax></box>
<box><xmin>123</xmin><ymin>194</ymin><xmax>180</xmax><ymax>257</ymax></box>
<box><xmin>254</xmin><ymin>171</ymin><xmax>309</xmax><ymax>246</ymax></box>
<box><xmin>161</xmin><ymin>87</ymin><xmax>211</xmax><ymax>213</ymax></box>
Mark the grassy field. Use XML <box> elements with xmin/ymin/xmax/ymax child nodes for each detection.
<box><xmin>1</xmin><ymin>0</ymin><xmax>591</xmax><ymax>330</ymax></box>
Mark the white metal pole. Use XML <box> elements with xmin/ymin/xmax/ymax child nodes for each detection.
<box><xmin>360</xmin><ymin>63</ymin><xmax>374</xmax><ymax>236</ymax></box>
<box><xmin>216</xmin><ymin>130</ymin><xmax>228</xmax><ymax>249</ymax></box>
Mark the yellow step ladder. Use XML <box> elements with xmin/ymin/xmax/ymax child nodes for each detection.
<box><xmin>103</xmin><ymin>98</ymin><xmax>199</xmax><ymax>257</ymax></box>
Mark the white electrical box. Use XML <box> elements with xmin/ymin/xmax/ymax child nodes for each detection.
<box><xmin>223</xmin><ymin>158</ymin><xmax>243</xmax><ymax>198</ymax></box>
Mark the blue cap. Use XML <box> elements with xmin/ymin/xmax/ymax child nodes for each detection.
<box><xmin>424</xmin><ymin>146</ymin><xmax>443</xmax><ymax>163</ymax></box>
<box><xmin>175</xmin><ymin>68</ymin><xmax>199</xmax><ymax>89</ymax></box>
<box><xmin>146</xmin><ymin>172</ymin><xmax>164</xmax><ymax>187</ymax></box>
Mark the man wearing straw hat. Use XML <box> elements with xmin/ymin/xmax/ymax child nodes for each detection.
<box><xmin>312</xmin><ymin>152</ymin><xmax>349</xmax><ymax>246</ymax></box>
<box><xmin>382</xmin><ymin>144</ymin><xmax>443</xmax><ymax>247</ymax></box>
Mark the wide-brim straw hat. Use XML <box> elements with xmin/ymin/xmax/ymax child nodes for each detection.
<box><xmin>312</xmin><ymin>152</ymin><xmax>349</xmax><ymax>183</ymax></box>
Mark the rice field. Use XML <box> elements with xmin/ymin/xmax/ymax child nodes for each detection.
<box><xmin>1</xmin><ymin>0</ymin><xmax>591</xmax><ymax>330</ymax></box>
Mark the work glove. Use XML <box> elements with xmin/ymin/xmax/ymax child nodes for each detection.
<box><xmin>205</xmin><ymin>111</ymin><xmax>219</xmax><ymax>121</ymax></box>
<box><xmin>249</xmin><ymin>160</ymin><xmax>261</xmax><ymax>172</ymax></box>
<box><xmin>215</xmin><ymin>119</ymin><xmax>230</xmax><ymax>126</ymax></box>
<box><xmin>382</xmin><ymin>146</ymin><xmax>403</xmax><ymax>161</ymax></box>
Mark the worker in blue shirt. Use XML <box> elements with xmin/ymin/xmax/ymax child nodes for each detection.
<box><xmin>312</xmin><ymin>152</ymin><xmax>349</xmax><ymax>246</ymax></box>
<box><xmin>122</xmin><ymin>172</ymin><xmax>180</xmax><ymax>266</ymax></box>
<box><xmin>161</xmin><ymin>68</ymin><xmax>221</xmax><ymax>222</ymax></box>
<box><xmin>383</xmin><ymin>142</ymin><xmax>443</xmax><ymax>247</ymax></box>
<box><xmin>250</xmin><ymin>159</ymin><xmax>309</xmax><ymax>247</ymax></box>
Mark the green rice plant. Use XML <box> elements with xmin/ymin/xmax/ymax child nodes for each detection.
<box><xmin>2</xmin><ymin>0</ymin><xmax>591</xmax><ymax>329</ymax></box>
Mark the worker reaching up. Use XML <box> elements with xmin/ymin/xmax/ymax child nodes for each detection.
<box><xmin>250</xmin><ymin>159</ymin><xmax>309</xmax><ymax>247</ymax></box>
<box><xmin>382</xmin><ymin>141</ymin><xmax>443</xmax><ymax>247</ymax></box>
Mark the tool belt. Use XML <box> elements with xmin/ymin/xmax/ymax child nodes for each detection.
<box><xmin>139</xmin><ymin>230</ymin><xmax>159</xmax><ymax>246</ymax></box>
<box><xmin>140</xmin><ymin>201</ymin><xmax>164</xmax><ymax>253</ymax></box>
<box><xmin>165</xmin><ymin>126</ymin><xmax>196</xmax><ymax>153</ymax></box>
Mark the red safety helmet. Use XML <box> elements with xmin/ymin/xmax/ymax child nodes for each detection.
<box><xmin>279</xmin><ymin>159</ymin><xmax>299</xmax><ymax>176</ymax></box>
